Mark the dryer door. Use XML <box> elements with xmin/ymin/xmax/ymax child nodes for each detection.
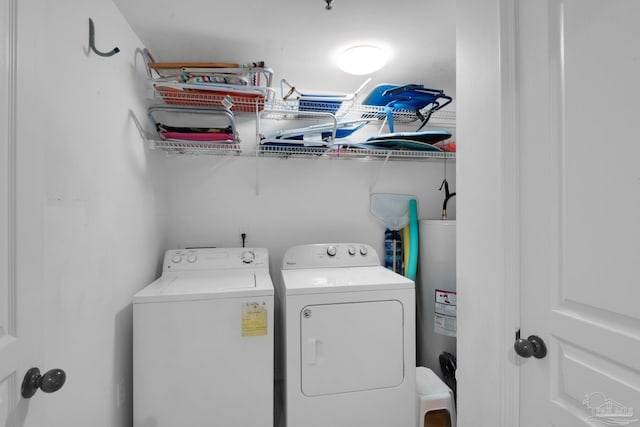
<box><xmin>300</xmin><ymin>300</ymin><xmax>405</xmax><ymax>396</ymax></box>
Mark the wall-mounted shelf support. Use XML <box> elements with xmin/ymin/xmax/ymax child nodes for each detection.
<box><xmin>89</xmin><ymin>18</ymin><xmax>120</xmax><ymax>57</ymax></box>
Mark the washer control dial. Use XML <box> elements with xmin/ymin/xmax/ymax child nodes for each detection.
<box><xmin>359</xmin><ymin>246</ymin><xmax>368</xmax><ymax>256</ymax></box>
<box><xmin>187</xmin><ymin>255</ymin><xmax>197</xmax><ymax>263</ymax></box>
<box><xmin>241</xmin><ymin>250</ymin><xmax>255</xmax><ymax>264</ymax></box>
<box><xmin>326</xmin><ymin>245</ymin><xmax>337</xmax><ymax>257</ymax></box>
<box><xmin>348</xmin><ymin>246</ymin><xmax>356</xmax><ymax>256</ymax></box>
<box><xmin>171</xmin><ymin>254</ymin><xmax>182</xmax><ymax>263</ymax></box>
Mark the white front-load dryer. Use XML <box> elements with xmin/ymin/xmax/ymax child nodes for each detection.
<box><xmin>276</xmin><ymin>243</ymin><xmax>415</xmax><ymax>427</ymax></box>
<box><xmin>133</xmin><ymin>248</ymin><xmax>274</xmax><ymax>427</ymax></box>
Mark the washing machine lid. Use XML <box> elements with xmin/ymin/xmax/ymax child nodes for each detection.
<box><xmin>280</xmin><ymin>266</ymin><xmax>413</xmax><ymax>295</ymax></box>
<box><xmin>133</xmin><ymin>270</ymin><xmax>273</xmax><ymax>303</ymax></box>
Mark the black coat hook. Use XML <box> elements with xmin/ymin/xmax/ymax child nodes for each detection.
<box><xmin>89</xmin><ymin>18</ymin><xmax>120</xmax><ymax>57</ymax></box>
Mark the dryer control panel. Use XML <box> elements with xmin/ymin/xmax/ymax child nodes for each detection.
<box><xmin>163</xmin><ymin>248</ymin><xmax>269</xmax><ymax>272</ymax></box>
<box><xmin>282</xmin><ymin>243</ymin><xmax>380</xmax><ymax>269</ymax></box>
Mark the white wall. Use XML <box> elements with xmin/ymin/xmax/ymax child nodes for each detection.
<box><xmin>163</xmin><ymin>153</ymin><xmax>456</xmax><ymax>275</ymax></box>
<box><xmin>17</xmin><ymin>1</ymin><xmax>166</xmax><ymax>426</ymax></box>
<box><xmin>457</xmin><ymin>0</ymin><xmax>516</xmax><ymax>425</ymax></box>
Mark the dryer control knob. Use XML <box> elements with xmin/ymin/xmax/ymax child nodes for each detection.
<box><xmin>241</xmin><ymin>251</ymin><xmax>255</xmax><ymax>264</ymax></box>
<box><xmin>171</xmin><ymin>255</ymin><xmax>182</xmax><ymax>263</ymax></box>
<box><xmin>359</xmin><ymin>246</ymin><xmax>368</xmax><ymax>256</ymax></box>
<box><xmin>187</xmin><ymin>255</ymin><xmax>197</xmax><ymax>263</ymax></box>
<box><xmin>348</xmin><ymin>246</ymin><xmax>356</xmax><ymax>256</ymax></box>
<box><xmin>326</xmin><ymin>246</ymin><xmax>337</xmax><ymax>257</ymax></box>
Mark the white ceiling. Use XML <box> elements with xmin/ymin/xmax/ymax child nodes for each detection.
<box><xmin>114</xmin><ymin>0</ymin><xmax>456</xmax><ymax>101</ymax></box>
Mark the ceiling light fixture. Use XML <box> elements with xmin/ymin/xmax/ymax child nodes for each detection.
<box><xmin>336</xmin><ymin>45</ymin><xmax>389</xmax><ymax>75</ymax></box>
<box><xmin>325</xmin><ymin>0</ymin><xmax>333</xmax><ymax>10</ymax></box>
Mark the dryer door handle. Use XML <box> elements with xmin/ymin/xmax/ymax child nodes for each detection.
<box><xmin>306</xmin><ymin>338</ymin><xmax>319</xmax><ymax>365</ymax></box>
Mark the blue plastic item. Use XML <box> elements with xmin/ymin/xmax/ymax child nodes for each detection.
<box><xmin>384</xmin><ymin>229</ymin><xmax>404</xmax><ymax>275</ymax></box>
<box><xmin>299</xmin><ymin>95</ymin><xmax>343</xmax><ymax>114</ymax></box>
<box><xmin>362</xmin><ymin>84</ymin><xmax>452</xmax><ymax>132</ymax></box>
<box><xmin>363</xmin><ymin>84</ymin><xmax>451</xmax><ymax>111</ymax></box>
<box><xmin>360</xmin><ymin>139</ymin><xmax>443</xmax><ymax>151</ymax></box>
<box><xmin>281</xmin><ymin>78</ymin><xmax>371</xmax><ymax>115</ymax></box>
<box><xmin>406</xmin><ymin>199</ymin><xmax>419</xmax><ymax>280</ymax></box>
<box><xmin>367</xmin><ymin>130</ymin><xmax>451</xmax><ymax>144</ymax></box>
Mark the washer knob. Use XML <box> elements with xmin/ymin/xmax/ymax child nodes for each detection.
<box><xmin>359</xmin><ymin>246</ymin><xmax>368</xmax><ymax>256</ymax></box>
<box><xmin>171</xmin><ymin>255</ymin><xmax>182</xmax><ymax>263</ymax></box>
<box><xmin>348</xmin><ymin>246</ymin><xmax>356</xmax><ymax>256</ymax></box>
<box><xmin>241</xmin><ymin>250</ymin><xmax>255</xmax><ymax>264</ymax></box>
<box><xmin>187</xmin><ymin>255</ymin><xmax>197</xmax><ymax>263</ymax></box>
<box><xmin>326</xmin><ymin>246</ymin><xmax>337</xmax><ymax>257</ymax></box>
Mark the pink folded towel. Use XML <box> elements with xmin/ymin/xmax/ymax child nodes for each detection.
<box><xmin>160</xmin><ymin>131</ymin><xmax>235</xmax><ymax>142</ymax></box>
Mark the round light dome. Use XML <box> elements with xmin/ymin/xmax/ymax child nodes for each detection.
<box><xmin>336</xmin><ymin>45</ymin><xmax>389</xmax><ymax>75</ymax></box>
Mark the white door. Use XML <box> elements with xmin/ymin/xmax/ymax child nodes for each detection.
<box><xmin>517</xmin><ymin>1</ymin><xmax>640</xmax><ymax>425</ymax></box>
<box><xmin>300</xmin><ymin>301</ymin><xmax>405</xmax><ymax>396</ymax></box>
<box><xmin>0</xmin><ymin>1</ymin><xmax>46</xmax><ymax>426</ymax></box>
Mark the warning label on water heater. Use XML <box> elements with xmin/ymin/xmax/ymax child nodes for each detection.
<box><xmin>434</xmin><ymin>289</ymin><xmax>457</xmax><ymax>337</ymax></box>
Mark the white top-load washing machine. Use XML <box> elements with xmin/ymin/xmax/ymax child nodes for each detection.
<box><xmin>276</xmin><ymin>243</ymin><xmax>415</xmax><ymax>427</ymax></box>
<box><xmin>133</xmin><ymin>248</ymin><xmax>274</xmax><ymax>427</ymax></box>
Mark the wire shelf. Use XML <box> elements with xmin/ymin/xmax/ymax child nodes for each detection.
<box><xmin>259</xmin><ymin>145</ymin><xmax>456</xmax><ymax>160</ymax></box>
<box><xmin>152</xmin><ymin>85</ymin><xmax>269</xmax><ymax>113</ymax></box>
<box><xmin>143</xmin><ymin>58</ymin><xmax>457</xmax><ymax>161</ymax></box>
<box><xmin>261</xmin><ymin>99</ymin><xmax>456</xmax><ymax>128</ymax></box>
<box><xmin>150</xmin><ymin>88</ymin><xmax>456</xmax><ymax>128</ymax></box>
<box><xmin>149</xmin><ymin>140</ymin><xmax>242</xmax><ymax>155</ymax></box>
<box><xmin>148</xmin><ymin>139</ymin><xmax>455</xmax><ymax>161</ymax></box>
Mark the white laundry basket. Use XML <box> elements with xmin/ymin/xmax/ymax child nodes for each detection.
<box><xmin>416</xmin><ymin>367</ymin><xmax>457</xmax><ymax>427</ymax></box>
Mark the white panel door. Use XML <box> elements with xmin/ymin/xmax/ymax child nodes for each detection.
<box><xmin>300</xmin><ymin>300</ymin><xmax>404</xmax><ymax>396</ymax></box>
<box><xmin>517</xmin><ymin>1</ymin><xmax>640</xmax><ymax>425</ymax></box>
<box><xmin>0</xmin><ymin>1</ymin><xmax>45</xmax><ymax>426</ymax></box>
